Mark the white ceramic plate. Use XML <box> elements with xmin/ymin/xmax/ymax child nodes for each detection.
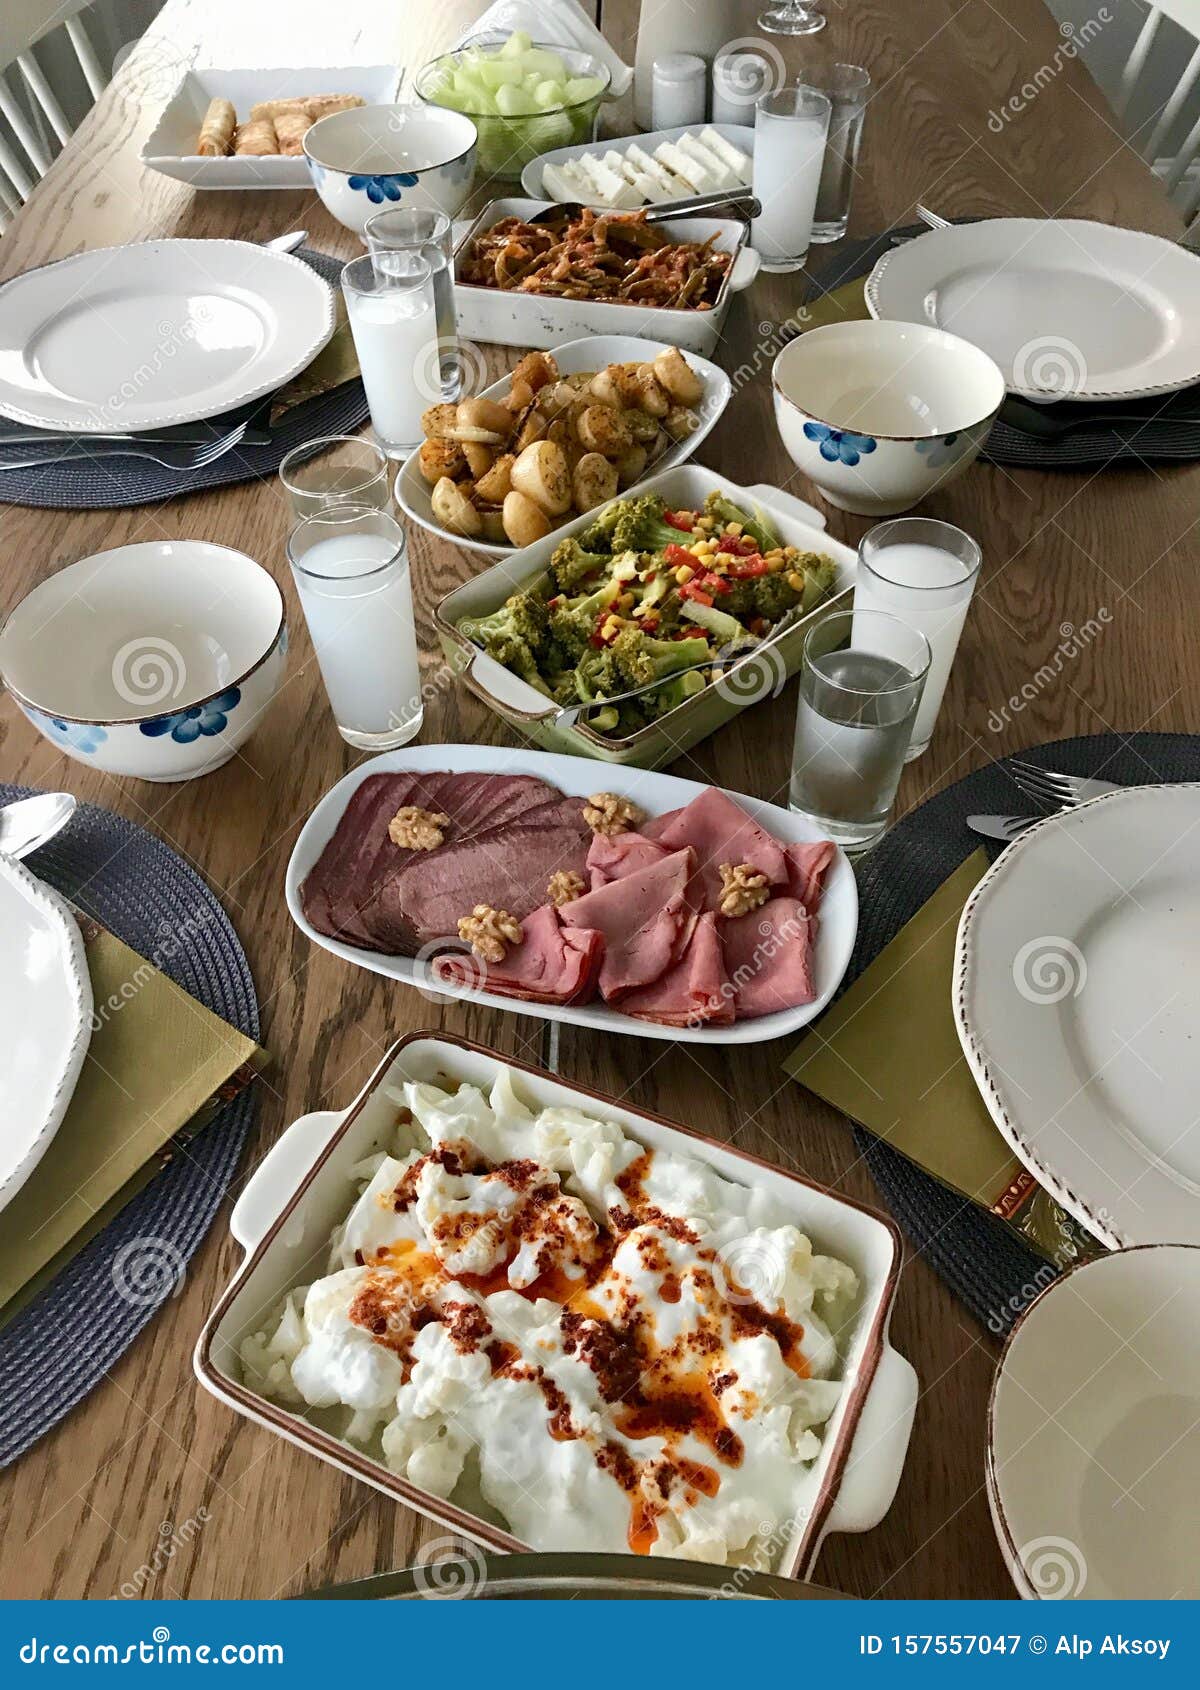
<box><xmin>865</xmin><ymin>219</ymin><xmax>1200</xmax><ymax>400</ymax></box>
<box><xmin>519</xmin><ymin>122</ymin><xmax>755</xmax><ymax>208</ymax></box>
<box><xmin>954</xmin><ymin>785</ymin><xmax>1200</xmax><ymax>1248</ymax></box>
<box><xmin>0</xmin><ymin>240</ymin><xmax>336</xmax><ymax>432</ymax></box>
<box><xmin>286</xmin><ymin>745</ymin><xmax>857</xmax><ymax>1045</ymax></box>
<box><xmin>394</xmin><ymin>334</ymin><xmax>732</xmax><ymax>558</ymax></box>
<box><xmin>988</xmin><ymin>1245</ymin><xmax>1200</xmax><ymax>1600</ymax></box>
<box><xmin>0</xmin><ymin>855</ymin><xmax>93</xmax><ymax>1213</ymax></box>
<box><xmin>140</xmin><ymin>66</ymin><xmax>402</xmax><ymax>188</ymax></box>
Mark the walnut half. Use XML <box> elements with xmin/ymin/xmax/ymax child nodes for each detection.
<box><xmin>457</xmin><ymin>904</ymin><xmax>523</xmax><ymax>963</ymax></box>
<box><xmin>389</xmin><ymin>806</ymin><xmax>450</xmax><ymax>851</ymax></box>
<box><xmin>718</xmin><ymin>862</ymin><xmax>771</xmax><ymax>918</ymax></box>
<box><xmin>583</xmin><ymin>792</ymin><xmax>645</xmax><ymax>837</ymax></box>
<box><xmin>546</xmin><ymin>869</ymin><xmax>586</xmax><ymax>907</ymax></box>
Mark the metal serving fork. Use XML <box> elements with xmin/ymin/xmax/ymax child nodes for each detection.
<box><xmin>0</xmin><ymin>416</ymin><xmax>254</xmax><ymax>473</ymax></box>
<box><xmin>1007</xmin><ymin>758</ymin><xmax>1122</xmax><ymax>811</ymax></box>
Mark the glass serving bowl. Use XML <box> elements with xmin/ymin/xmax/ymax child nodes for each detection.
<box><xmin>415</xmin><ymin>38</ymin><xmax>610</xmax><ymax>184</ymax></box>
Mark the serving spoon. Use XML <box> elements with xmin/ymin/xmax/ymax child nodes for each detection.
<box><xmin>0</xmin><ymin>792</ymin><xmax>77</xmax><ymax>860</ymax></box>
<box><xmin>530</xmin><ymin>188</ymin><xmax>760</xmax><ymax>227</ymax></box>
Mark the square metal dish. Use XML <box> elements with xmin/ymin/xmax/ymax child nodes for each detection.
<box><xmin>195</xmin><ymin>1032</ymin><xmax>916</xmax><ymax>1578</ymax></box>
<box><xmin>452</xmin><ymin>197</ymin><xmax>760</xmax><ymax>356</ymax></box>
<box><xmin>434</xmin><ymin>463</ymin><xmax>857</xmax><ymax>769</ymax></box>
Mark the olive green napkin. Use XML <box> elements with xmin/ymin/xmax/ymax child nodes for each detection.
<box><xmin>785</xmin><ymin>852</ymin><xmax>1099</xmax><ymax>1266</ymax></box>
<box><xmin>0</xmin><ymin>912</ymin><xmax>265</xmax><ymax>1323</ymax></box>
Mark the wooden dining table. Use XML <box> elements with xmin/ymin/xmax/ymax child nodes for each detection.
<box><xmin>0</xmin><ymin>0</ymin><xmax>1194</xmax><ymax>1600</ymax></box>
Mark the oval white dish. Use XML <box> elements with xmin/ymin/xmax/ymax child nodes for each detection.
<box><xmin>0</xmin><ymin>855</ymin><xmax>93</xmax><ymax>1214</ymax></box>
<box><xmin>394</xmin><ymin>333</ymin><xmax>732</xmax><ymax>558</ymax></box>
<box><xmin>954</xmin><ymin>784</ymin><xmax>1200</xmax><ymax>1248</ymax></box>
<box><xmin>286</xmin><ymin>745</ymin><xmax>857</xmax><ymax>1045</ymax></box>
<box><xmin>519</xmin><ymin>122</ymin><xmax>755</xmax><ymax>209</ymax></box>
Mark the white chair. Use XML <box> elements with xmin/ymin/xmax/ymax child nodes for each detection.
<box><xmin>1115</xmin><ymin>0</ymin><xmax>1200</xmax><ymax>238</ymax></box>
<box><xmin>0</xmin><ymin>0</ymin><xmax>111</xmax><ymax>228</ymax></box>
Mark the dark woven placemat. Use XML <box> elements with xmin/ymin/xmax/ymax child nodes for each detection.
<box><xmin>0</xmin><ymin>248</ymin><xmax>368</xmax><ymax>511</ymax></box>
<box><xmin>805</xmin><ymin>227</ymin><xmax>1200</xmax><ymax>468</ymax></box>
<box><xmin>0</xmin><ymin>784</ymin><xmax>259</xmax><ymax>1466</ymax></box>
<box><xmin>837</xmin><ymin>732</ymin><xmax>1200</xmax><ymax>1334</ymax></box>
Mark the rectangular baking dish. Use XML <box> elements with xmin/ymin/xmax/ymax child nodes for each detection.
<box><xmin>433</xmin><ymin>463</ymin><xmax>858</xmax><ymax>769</ymax></box>
<box><xmin>452</xmin><ymin>196</ymin><xmax>760</xmax><ymax>356</ymax></box>
<box><xmin>195</xmin><ymin>1032</ymin><xmax>916</xmax><ymax>1580</ymax></box>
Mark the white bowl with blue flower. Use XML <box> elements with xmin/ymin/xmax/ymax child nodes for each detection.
<box><xmin>303</xmin><ymin>103</ymin><xmax>477</xmax><ymax>236</ymax></box>
<box><xmin>0</xmin><ymin>541</ymin><xmax>286</xmax><ymax>782</ymax></box>
<box><xmin>773</xmin><ymin>320</ymin><xmax>1005</xmax><ymax>516</ymax></box>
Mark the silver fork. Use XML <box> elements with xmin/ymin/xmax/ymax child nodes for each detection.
<box><xmin>916</xmin><ymin>202</ymin><xmax>952</xmax><ymax>230</ymax></box>
<box><xmin>0</xmin><ymin>418</ymin><xmax>252</xmax><ymax>473</ymax></box>
<box><xmin>1008</xmin><ymin>758</ymin><xmax>1122</xmax><ymax>810</ymax></box>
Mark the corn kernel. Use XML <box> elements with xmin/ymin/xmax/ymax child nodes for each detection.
<box><xmin>784</xmin><ymin>544</ymin><xmax>799</xmax><ymax>559</ymax></box>
<box><xmin>697</xmin><ymin>516</ymin><xmax>715</xmax><ymax>531</ymax></box>
<box><xmin>723</xmin><ymin>520</ymin><xmax>743</xmax><ymax>537</ymax></box>
<box><xmin>675</xmin><ymin>563</ymin><xmax>695</xmax><ymax>585</ymax></box>
<box><xmin>767</xmin><ymin>555</ymin><xmax>786</xmax><ymax>573</ymax></box>
<box><xmin>617</xmin><ymin>591</ymin><xmax>635</xmax><ymax>612</ymax></box>
<box><xmin>786</xmin><ymin>571</ymin><xmax>804</xmax><ymax>592</ymax></box>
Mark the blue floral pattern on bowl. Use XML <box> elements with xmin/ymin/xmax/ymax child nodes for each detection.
<box><xmin>27</xmin><ymin>709</ymin><xmax>108</xmax><ymax>755</ymax></box>
<box><xmin>802</xmin><ymin>422</ymin><xmax>877</xmax><ymax>465</ymax></box>
<box><xmin>140</xmin><ymin>688</ymin><xmax>241</xmax><ymax>743</ymax></box>
<box><xmin>348</xmin><ymin>170</ymin><xmax>419</xmax><ymax>204</ymax></box>
<box><xmin>915</xmin><ymin>432</ymin><xmax>966</xmax><ymax>468</ymax></box>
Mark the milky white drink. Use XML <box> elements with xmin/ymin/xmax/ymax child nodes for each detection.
<box><xmin>853</xmin><ymin>528</ymin><xmax>981</xmax><ymax>758</ymax></box>
<box><xmin>290</xmin><ymin>523</ymin><xmax>422</xmax><ymax>749</ymax></box>
<box><xmin>342</xmin><ymin>254</ymin><xmax>436</xmax><ymax>456</ymax></box>
<box><xmin>751</xmin><ymin>87</ymin><xmax>831</xmax><ymax>270</ymax></box>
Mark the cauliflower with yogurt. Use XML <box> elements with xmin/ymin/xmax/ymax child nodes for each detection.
<box><xmin>240</xmin><ymin>1067</ymin><xmax>859</xmax><ymax>1567</ymax></box>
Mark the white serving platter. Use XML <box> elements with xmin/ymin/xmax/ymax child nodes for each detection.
<box><xmin>394</xmin><ymin>333</ymin><xmax>732</xmax><ymax>558</ymax></box>
<box><xmin>988</xmin><ymin>1245</ymin><xmax>1200</xmax><ymax>1600</ymax></box>
<box><xmin>453</xmin><ymin>197</ymin><xmax>759</xmax><ymax>357</ymax></box>
<box><xmin>196</xmin><ymin>1031</ymin><xmax>915</xmax><ymax>1579</ymax></box>
<box><xmin>140</xmin><ymin>65</ymin><xmax>402</xmax><ymax>188</ymax></box>
<box><xmin>0</xmin><ymin>855</ymin><xmax>93</xmax><ymax>1214</ymax></box>
<box><xmin>286</xmin><ymin>745</ymin><xmax>858</xmax><ymax>1045</ymax></box>
<box><xmin>865</xmin><ymin>218</ymin><xmax>1200</xmax><ymax>401</ymax></box>
<box><xmin>954</xmin><ymin>784</ymin><xmax>1200</xmax><ymax>1248</ymax></box>
<box><xmin>519</xmin><ymin>122</ymin><xmax>755</xmax><ymax>208</ymax></box>
<box><xmin>0</xmin><ymin>240</ymin><xmax>336</xmax><ymax>433</ymax></box>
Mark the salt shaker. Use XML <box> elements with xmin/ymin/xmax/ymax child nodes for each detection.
<box><xmin>651</xmin><ymin>53</ymin><xmax>707</xmax><ymax>131</ymax></box>
<box><xmin>712</xmin><ymin>47</ymin><xmax>775</xmax><ymax>126</ymax></box>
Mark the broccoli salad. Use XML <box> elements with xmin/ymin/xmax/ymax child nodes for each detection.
<box><xmin>457</xmin><ymin>491</ymin><xmax>839</xmax><ymax>737</ymax></box>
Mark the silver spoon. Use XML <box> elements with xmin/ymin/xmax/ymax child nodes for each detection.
<box><xmin>0</xmin><ymin>792</ymin><xmax>77</xmax><ymax>860</ymax></box>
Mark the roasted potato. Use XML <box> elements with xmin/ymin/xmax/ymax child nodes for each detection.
<box><xmin>418</xmin><ymin>437</ymin><xmax>465</xmax><ymax>484</ymax></box>
<box><xmin>511</xmin><ymin>439</ymin><xmax>571</xmax><ymax>515</ymax></box>
<box><xmin>476</xmin><ymin>506</ymin><xmax>508</xmax><ymax>545</ymax></box>
<box><xmin>635</xmin><ymin>370</ymin><xmax>670</xmax><ymax>417</ymax></box>
<box><xmin>587</xmin><ymin>366</ymin><xmax>625</xmax><ymax>408</ymax></box>
<box><xmin>625</xmin><ymin>408</ymin><xmax>660</xmax><ymax>445</ymax></box>
<box><xmin>505</xmin><ymin>377</ymin><xmax>535</xmax><ymax>413</ymax></box>
<box><xmin>512</xmin><ymin>350</ymin><xmax>558</xmax><ymax>393</ymax></box>
<box><xmin>653</xmin><ymin>347</ymin><xmax>704</xmax><ymax>406</ymax></box>
<box><xmin>573</xmin><ymin>452</ymin><xmax>619</xmax><ymax>513</ymax></box>
<box><xmin>474</xmin><ymin>452</ymin><xmax>515</xmax><ymax>504</ymax></box>
<box><xmin>614</xmin><ymin>443</ymin><xmax>648</xmax><ymax>489</ymax></box>
<box><xmin>421</xmin><ymin>402</ymin><xmax>458</xmax><ymax>440</ymax></box>
<box><xmin>663</xmin><ymin>405</ymin><xmax>700</xmax><ymax>441</ymax></box>
<box><xmin>512</xmin><ymin>403</ymin><xmax>548</xmax><ymax>452</ymax></box>
<box><xmin>463</xmin><ymin>440</ymin><xmax>494</xmax><ymax>478</ymax></box>
<box><xmin>431</xmin><ymin>475</ymin><xmax>482</xmax><ymax>538</ymax></box>
<box><xmin>537</xmin><ymin>380</ymin><xmax>577</xmax><ymax>418</ymax></box>
<box><xmin>451</xmin><ymin>396</ymin><xmax>512</xmax><ymax>444</ymax></box>
<box><xmin>576</xmin><ymin>403</ymin><xmax>631</xmax><ymax>455</ymax></box>
<box><xmin>502</xmin><ymin>489</ymin><xmax>553</xmax><ymax>547</ymax></box>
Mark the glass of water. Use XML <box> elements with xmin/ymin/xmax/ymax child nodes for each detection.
<box><xmin>752</xmin><ymin>85</ymin><xmax>831</xmax><ymax>271</ymax></box>
<box><xmin>790</xmin><ymin>607</ymin><xmax>931</xmax><ymax>850</ymax></box>
<box><xmin>287</xmin><ymin>504</ymin><xmax>422</xmax><ymax>751</ymax></box>
<box><xmin>278</xmin><ymin>435</ymin><xmax>391</xmax><ymax>517</ymax></box>
<box><xmin>806</xmin><ymin>63</ymin><xmax>870</xmax><ymax>243</ymax></box>
<box><xmin>854</xmin><ymin>518</ymin><xmax>982</xmax><ymax>761</ymax></box>
<box><xmin>364</xmin><ymin>205</ymin><xmax>459</xmax><ymax>401</ymax></box>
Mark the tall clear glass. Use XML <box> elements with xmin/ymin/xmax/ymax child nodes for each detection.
<box><xmin>287</xmin><ymin>505</ymin><xmax>422</xmax><ymax>750</ymax></box>
<box><xmin>752</xmin><ymin>85</ymin><xmax>831</xmax><ymax>272</ymax></box>
<box><xmin>363</xmin><ymin>206</ymin><xmax>459</xmax><ymax>401</ymax></box>
<box><xmin>790</xmin><ymin>607</ymin><xmax>931</xmax><ymax>850</ymax></box>
<box><xmin>341</xmin><ymin>253</ymin><xmax>436</xmax><ymax>458</ymax></box>
<box><xmin>278</xmin><ymin>435</ymin><xmax>391</xmax><ymax>517</ymax></box>
<box><xmin>805</xmin><ymin>64</ymin><xmax>870</xmax><ymax>243</ymax></box>
<box><xmin>853</xmin><ymin>518</ymin><xmax>982</xmax><ymax>761</ymax></box>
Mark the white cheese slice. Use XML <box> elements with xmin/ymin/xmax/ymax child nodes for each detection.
<box><xmin>541</xmin><ymin>160</ymin><xmax>580</xmax><ymax>203</ymax></box>
<box><xmin>655</xmin><ymin>141</ymin><xmax>714</xmax><ymax>196</ymax></box>
<box><xmin>602</xmin><ymin>150</ymin><xmax>659</xmax><ymax>206</ymax></box>
<box><xmin>699</xmin><ymin>127</ymin><xmax>752</xmax><ymax>184</ymax></box>
<box><xmin>624</xmin><ymin>142</ymin><xmax>683</xmax><ymax>200</ymax></box>
<box><xmin>586</xmin><ymin>158</ymin><xmax>644</xmax><ymax>209</ymax></box>
<box><xmin>677</xmin><ymin>132</ymin><xmax>734</xmax><ymax>189</ymax></box>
